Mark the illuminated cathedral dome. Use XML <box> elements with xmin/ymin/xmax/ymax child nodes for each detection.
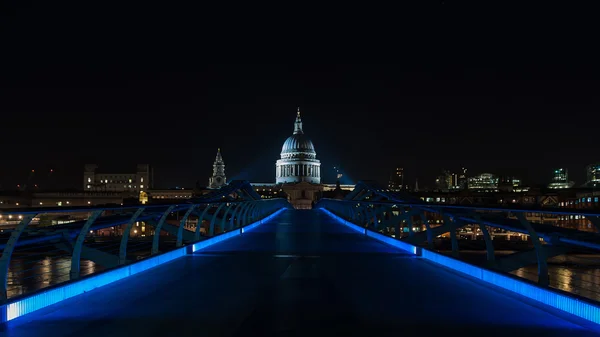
<box><xmin>280</xmin><ymin>130</ymin><xmax>316</xmax><ymax>159</ymax></box>
<box><xmin>276</xmin><ymin>108</ymin><xmax>321</xmax><ymax>184</ymax></box>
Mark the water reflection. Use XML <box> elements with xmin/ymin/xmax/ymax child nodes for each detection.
<box><xmin>514</xmin><ymin>261</ymin><xmax>600</xmax><ymax>302</ymax></box>
<box><xmin>5</xmin><ymin>237</ymin><xmax>176</xmax><ymax>299</ymax></box>
<box><xmin>7</xmin><ymin>255</ymin><xmax>101</xmax><ymax>299</ymax></box>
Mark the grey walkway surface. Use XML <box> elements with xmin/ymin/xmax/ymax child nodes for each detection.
<box><xmin>3</xmin><ymin>209</ymin><xmax>600</xmax><ymax>337</ymax></box>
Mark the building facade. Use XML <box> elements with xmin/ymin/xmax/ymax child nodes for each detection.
<box><xmin>585</xmin><ymin>164</ymin><xmax>600</xmax><ymax>187</ymax></box>
<box><xmin>83</xmin><ymin>164</ymin><xmax>153</xmax><ymax>193</ymax></box>
<box><xmin>548</xmin><ymin>168</ymin><xmax>574</xmax><ymax>189</ymax></box>
<box><xmin>468</xmin><ymin>173</ymin><xmax>499</xmax><ymax>192</ymax></box>
<box><xmin>388</xmin><ymin>167</ymin><xmax>404</xmax><ymax>191</ymax></box>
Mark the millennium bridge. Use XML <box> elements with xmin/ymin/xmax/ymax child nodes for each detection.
<box><xmin>2</xmin><ymin>180</ymin><xmax>600</xmax><ymax>336</ymax></box>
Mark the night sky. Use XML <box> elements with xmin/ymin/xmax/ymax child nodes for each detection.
<box><xmin>1</xmin><ymin>3</ymin><xmax>599</xmax><ymax>190</ymax></box>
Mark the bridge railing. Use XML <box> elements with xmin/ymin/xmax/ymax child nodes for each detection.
<box><xmin>315</xmin><ymin>197</ymin><xmax>600</xmax><ymax>304</ymax></box>
<box><xmin>0</xmin><ymin>198</ymin><xmax>290</xmax><ymax>302</ymax></box>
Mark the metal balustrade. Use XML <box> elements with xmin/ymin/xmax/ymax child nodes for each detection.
<box><xmin>315</xmin><ymin>181</ymin><xmax>600</xmax><ymax>303</ymax></box>
<box><xmin>0</xmin><ymin>181</ymin><xmax>291</xmax><ymax>302</ymax></box>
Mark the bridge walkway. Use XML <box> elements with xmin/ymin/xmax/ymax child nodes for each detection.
<box><xmin>4</xmin><ymin>209</ymin><xmax>599</xmax><ymax>337</ymax></box>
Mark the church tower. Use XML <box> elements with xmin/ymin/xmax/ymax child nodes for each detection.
<box><xmin>208</xmin><ymin>148</ymin><xmax>227</xmax><ymax>189</ymax></box>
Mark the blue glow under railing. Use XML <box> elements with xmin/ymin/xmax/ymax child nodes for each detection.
<box><xmin>318</xmin><ymin>204</ymin><xmax>600</xmax><ymax>326</ymax></box>
<box><xmin>0</xmin><ymin>201</ymin><xmax>289</xmax><ymax>323</ymax></box>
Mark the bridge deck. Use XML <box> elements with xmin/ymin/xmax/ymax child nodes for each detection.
<box><xmin>6</xmin><ymin>209</ymin><xmax>600</xmax><ymax>337</ymax></box>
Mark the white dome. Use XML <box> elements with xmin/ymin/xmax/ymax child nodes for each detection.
<box><xmin>276</xmin><ymin>108</ymin><xmax>321</xmax><ymax>184</ymax></box>
<box><xmin>281</xmin><ymin>134</ymin><xmax>316</xmax><ymax>156</ymax></box>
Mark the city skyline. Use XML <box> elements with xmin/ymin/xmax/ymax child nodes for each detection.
<box><xmin>2</xmin><ymin>64</ymin><xmax>600</xmax><ymax>189</ymax></box>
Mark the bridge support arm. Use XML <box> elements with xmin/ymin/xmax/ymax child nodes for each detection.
<box><xmin>0</xmin><ymin>215</ymin><xmax>36</xmax><ymax>300</ymax></box>
<box><xmin>419</xmin><ymin>210</ymin><xmax>434</xmax><ymax>249</ymax></box>
<box><xmin>242</xmin><ymin>203</ymin><xmax>257</xmax><ymax>227</ymax></box>
<box><xmin>70</xmin><ymin>210</ymin><xmax>104</xmax><ymax>280</ymax></box>
<box><xmin>472</xmin><ymin>214</ymin><xmax>496</xmax><ymax>267</ymax></box>
<box><xmin>177</xmin><ymin>205</ymin><xmax>197</xmax><ymax>247</ymax></box>
<box><xmin>209</xmin><ymin>204</ymin><xmax>227</xmax><ymax>236</ymax></box>
<box><xmin>441</xmin><ymin>213</ymin><xmax>459</xmax><ymax>258</ymax></box>
<box><xmin>119</xmin><ymin>208</ymin><xmax>146</xmax><ymax>264</ymax></box>
<box><xmin>194</xmin><ymin>204</ymin><xmax>213</xmax><ymax>240</ymax></box>
<box><xmin>515</xmin><ymin>212</ymin><xmax>550</xmax><ymax>286</ymax></box>
<box><xmin>229</xmin><ymin>202</ymin><xmax>246</xmax><ymax>229</ymax></box>
<box><xmin>152</xmin><ymin>205</ymin><xmax>176</xmax><ymax>255</ymax></box>
<box><xmin>219</xmin><ymin>203</ymin><xmax>237</xmax><ymax>233</ymax></box>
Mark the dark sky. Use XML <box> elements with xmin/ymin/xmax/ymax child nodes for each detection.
<box><xmin>1</xmin><ymin>2</ymin><xmax>599</xmax><ymax>190</ymax></box>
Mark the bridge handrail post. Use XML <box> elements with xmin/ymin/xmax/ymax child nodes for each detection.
<box><xmin>238</xmin><ymin>202</ymin><xmax>253</xmax><ymax>227</ymax></box>
<box><xmin>240</xmin><ymin>202</ymin><xmax>253</xmax><ymax>227</ymax></box>
<box><xmin>441</xmin><ymin>212</ymin><xmax>460</xmax><ymax>258</ymax></box>
<box><xmin>177</xmin><ymin>205</ymin><xmax>198</xmax><ymax>247</ymax></box>
<box><xmin>118</xmin><ymin>207</ymin><xmax>146</xmax><ymax>265</ymax></box>
<box><xmin>515</xmin><ymin>212</ymin><xmax>550</xmax><ymax>286</ymax></box>
<box><xmin>195</xmin><ymin>204</ymin><xmax>213</xmax><ymax>240</ymax></box>
<box><xmin>70</xmin><ymin>210</ymin><xmax>104</xmax><ymax>280</ymax></box>
<box><xmin>229</xmin><ymin>201</ymin><xmax>246</xmax><ymax>229</ymax></box>
<box><xmin>220</xmin><ymin>203</ymin><xmax>237</xmax><ymax>233</ymax></box>
<box><xmin>151</xmin><ymin>205</ymin><xmax>176</xmax><ymax>255</ymax></box>
<box><xmin>471</xmin><ymin>213</ymin><xmax>496</xmax><ymax>268</ymax></box>
<box><xmin>405</xmin><ymin>208</ymin><xmax>415</xmax><ymax>238</ymax></box>
<box><xmin>0</xmin><ymin>214</ymin><xmax>36</xmax><ymax>301</ymax></box>
<box><xmin>209</xmin><ymin>204</ymin><xmax>227</xmax><ymax>236</ymax></box>
<box><xmin>419</xmin><ymin>209</ymin><xmax>434</xmax><ymax>249</ymax></box>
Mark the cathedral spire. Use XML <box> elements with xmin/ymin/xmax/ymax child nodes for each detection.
<box><xmin>294</xmin><ymin>107</ymin><xmax>304</xmax><ymax>135</ymax></box>
<box><xmin>209</xmin><ymin>148</ymin><xmax>226</xmax><ymax>189</ymax></box>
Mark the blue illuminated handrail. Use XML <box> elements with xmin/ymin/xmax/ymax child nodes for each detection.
<box><xmin>0</xmin><ymin>184</ymin><xmax>291</xmax><ymax>302</ymax></box>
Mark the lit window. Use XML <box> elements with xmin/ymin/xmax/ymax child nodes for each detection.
<box><xmin>87</xmin><ymin>177</ymin><xmax>91</xmax><ymax>183</ymax></box>
<box><xmin>141</xmin><ymin>177</ymin><xmax>144</xmax><ymax>183</ymax></box>
<box><xmin>87</xmin><ymin>185</ymin><xmax>91</xmax><ymax>189</ymax></box>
